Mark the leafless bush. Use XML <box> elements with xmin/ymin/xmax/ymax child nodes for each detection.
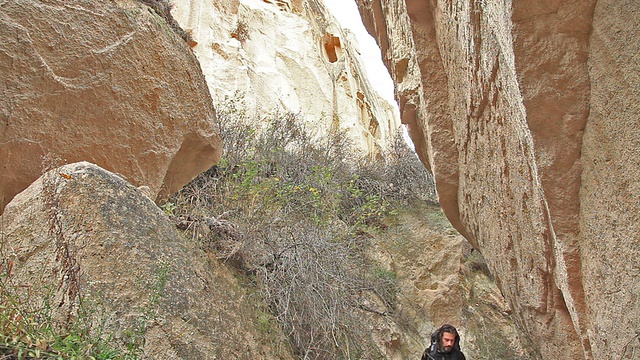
<box><xmin>137</xmin><ymin>0</ymin><xmax>195</xmax><ymax>45</ymax></box>
<box><xmin>168</xmin><ymin>94</ymin><xmax>435</xmax><ymax>359</ymax></box>
<box><xmin>232</xmin><ymin>20</ymin><xmax>250</xmax><ymax>42</ymax></box>
<box><xmin>239</xmin><ymin>218</ymin><xmax>386</xmax><ymax>358</ymax></box>
<box><xmin>380</xmin><ymin>131</ymin><xmax>437</xmax><ymax>204</ymax></box>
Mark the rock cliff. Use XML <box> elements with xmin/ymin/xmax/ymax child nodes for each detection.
<box><xmin>170</xmin><ymin>0</ymin><xmax>401</xmax><ymax>156</ymax></box>
<box><xmin>0</xmin><ymin>0</ymin><xmax>221</xmax><ymax>213</ymax></box>
<box><xmin>0</xmin><ymin>0</ymin><xmax>399</xmax><ymax>212</ymax></box>
<box><xmin>356</xmin><ymin>0</ymin><xmax>640</xmax><ymax>358</ymax></box>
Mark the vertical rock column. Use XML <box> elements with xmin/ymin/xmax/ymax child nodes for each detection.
<box><xmin>430</xmin><ymin>1</ymin><xmax>583</xmax><ymax>357</ymax></box>
<box><xmin>581</xmin><ymin>0</ymin><xmax>640</xmax><ymax>358</ymax></box>
<box><xmin>357</xmin><ymin>0</ymin><xmax>591</xmax><ymax>357</ymax></box>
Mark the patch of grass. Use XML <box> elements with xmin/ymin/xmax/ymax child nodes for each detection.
<box><xmin>0</xmin><ymin>258</ymin><xmax>168</xmax><ymax>360</ymax></box>
<box><xmin>256</xmin><ymin>311</ymin><xmax>274</xmax><ymax>335</ymax></box>
<box><xmin>372</xmin><ymin>267</ymin><xmax>397</xmax><ymax>282</ymax></box>
<box><xmin>0</xmin><ymin>277</ymin><xmax>138</xmax><ymax>360</ymax></box>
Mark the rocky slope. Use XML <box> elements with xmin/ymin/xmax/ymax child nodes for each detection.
<box><xmin>356</xmin><ymin>0</ymin><xmax>640</xmax><ymax>358</ymax></box>
<box><xmin>0</xmin><ymin>161</ymin><xmax>533</xmax><ymax>359</ymax></box>
<box><xmin>372</xmin><ymin>202</ymin><xmax>538</xmax><ymax>359</ymax></box>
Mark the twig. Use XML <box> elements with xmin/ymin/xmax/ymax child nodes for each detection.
<box><xmin>619</xmin><ymin>331</ymin><xmax>640</xmax><ymax>360</ymax></box>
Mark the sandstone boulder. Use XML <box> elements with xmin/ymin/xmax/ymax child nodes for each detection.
<box><xmin>0</xmin><ymin>0</ymin><xmax>221</xmax><ymax>214</ymax></box>
<box><xmin>0</xmin><ymin>162</ymin><xmax>294</xmax><ymax>359</ymax></box>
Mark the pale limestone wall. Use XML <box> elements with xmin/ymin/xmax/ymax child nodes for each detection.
<box><xmin>171</xmin><ymin>0</ymin><xmax>401</xmax><ymax>157</ymax></box>
<box><xmin>356</xmin><ymin>0</ymin><xmax>640</xmax><ymax>358</ymax></box>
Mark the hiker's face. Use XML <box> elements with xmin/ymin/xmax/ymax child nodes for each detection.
<box><xmin>441</xmin><ymin>332</ymin><xmax>456</xmax><ymax>352</ymax></box>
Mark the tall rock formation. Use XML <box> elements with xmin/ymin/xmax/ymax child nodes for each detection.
<box><xmin>170</xmin><ymin>0</ymin><xmax>401</xmax><ymax>156</ymax></box>
<box><xmin>356</xmin><ymin>0</ymin><xmax>640</xmax><ymax>359</ymax></box>
<box><xmin>0</xmin><ymin>0</ymin><xmax>221</xmax><ymax>214</ymax></box>
<box><xmin>581</xmin><ymin>1</ymin><xmax>640</xmax><ymax>358</ymax></box>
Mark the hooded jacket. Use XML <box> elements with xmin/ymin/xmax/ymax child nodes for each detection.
<box><xmin>420</xmin><ymin>324</ymin><xmax>466</xmax><ymax>360</ymax></box>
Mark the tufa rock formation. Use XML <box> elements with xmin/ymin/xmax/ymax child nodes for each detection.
<box><xmin>356</xmin><ymin>0</ymin><xmax>640</xmax><ymax>359</ymax></box>
<box><xmin>0</xmin><ymin>161</ymin><xmax>296</xmax><ymax>359</ymax></box>
<box><xmin>0</xmin><ymin>0</ymin><xmax>221</xmax><ymax>214</ymax></box>
<box><xmin>170</xmin><ymin>0</ymin><xmax>400</xmax><ymax>157</ymax></box>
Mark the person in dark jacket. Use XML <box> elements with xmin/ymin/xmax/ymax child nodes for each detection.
<box><xmin>421</xmin><ymin>324</ymin><xmax>466</xmax><ymax>360</ymax></box>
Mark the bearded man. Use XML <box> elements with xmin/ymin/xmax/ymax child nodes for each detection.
<box><xmin>421</xmin><ymin>324</ymin><xmax>466</xmax><ymax>360</ymax></box>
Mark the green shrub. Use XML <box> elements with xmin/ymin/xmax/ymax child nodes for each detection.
<box><xmin>0</xmin><ymin>280</ymin><xmax>139</xmax><ymax>360</ymax></box>
<box><xmin>0</xmin><ymin>241</ymin><xmax>167</xmax><ymax>359</ymax></box>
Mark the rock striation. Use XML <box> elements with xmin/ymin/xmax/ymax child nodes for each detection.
<box><xmin>0</xmin><ymin>0</ymin><xmax>221</xmax><ymax>214</ymax></box>
<box><xmin>356</xmin><ymin>0</ymin><xmax>640</xmax><ymax>359</ymax></box>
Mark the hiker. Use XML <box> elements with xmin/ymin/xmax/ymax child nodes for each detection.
<box><xmin>421</xmin><ymin>324</ymin><xmax>466</xmax><ymax>360</ymax></box>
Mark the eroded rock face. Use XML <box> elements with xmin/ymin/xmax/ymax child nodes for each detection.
<box><xmin>356</xmin><ymin>0</ymin><xmax>640</xmax><ymax>358</ymax></box>
<box><xmin>170</xmin><ymin>0</ymin><xmax>400</xmax><ymax>157</ymax></box>
<box><xmin>0</xmin><ymin>0</ymin><xmax>221</xmax><ymax>214</ymax></box>
<box><xmin>372</xmin><ymin>203</ymin><xmax>536</xmax><ymax>359</ymax></box>
<box><xmin>580</xmin><ymin>1</ymin><xmax>640</xmax><ymax>357</ymax></box>
<box><xmin>0</xmin><ymin>162</ymin><xmax>294</xmax><ymax>359</ymax></box>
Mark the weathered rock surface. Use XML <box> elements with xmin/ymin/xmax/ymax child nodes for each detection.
<box><xmin>581</xmin><ymin>1</ymin><xmax>640</xmax><ymax>358</ymax></box>
<box><xmin>170</xmin><ymin>0</ymin><xmax>400</xmax><ymax>157</ymax></box>
<box><xmin>0</xmin><ymin>0</ymin><xmax>221</xmax><ymax>214</ymax></box>
<box><xmin>356</xmin><ymin>0</ymin><xmax>640</xmax><ymax>358</ymax></box>
<box><xmin>372</xmin><ymin>203</ymin><xmax>537</xmax><ymax>359</ymax></box>
<box><xmin>0</xmin><ymin>162</ymin><xmax>295</xmax><ymax>359</ymax></box>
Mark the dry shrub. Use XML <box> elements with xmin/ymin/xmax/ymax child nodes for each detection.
<box><xmin>168</xmin><ymin>93</ymin><xmax>435</xmax><ymax>359</ymax></box>
<box><xmin>137</xmin><ymin>0</ymin><xmax>196</xmax><ymax>45</ymax></box>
